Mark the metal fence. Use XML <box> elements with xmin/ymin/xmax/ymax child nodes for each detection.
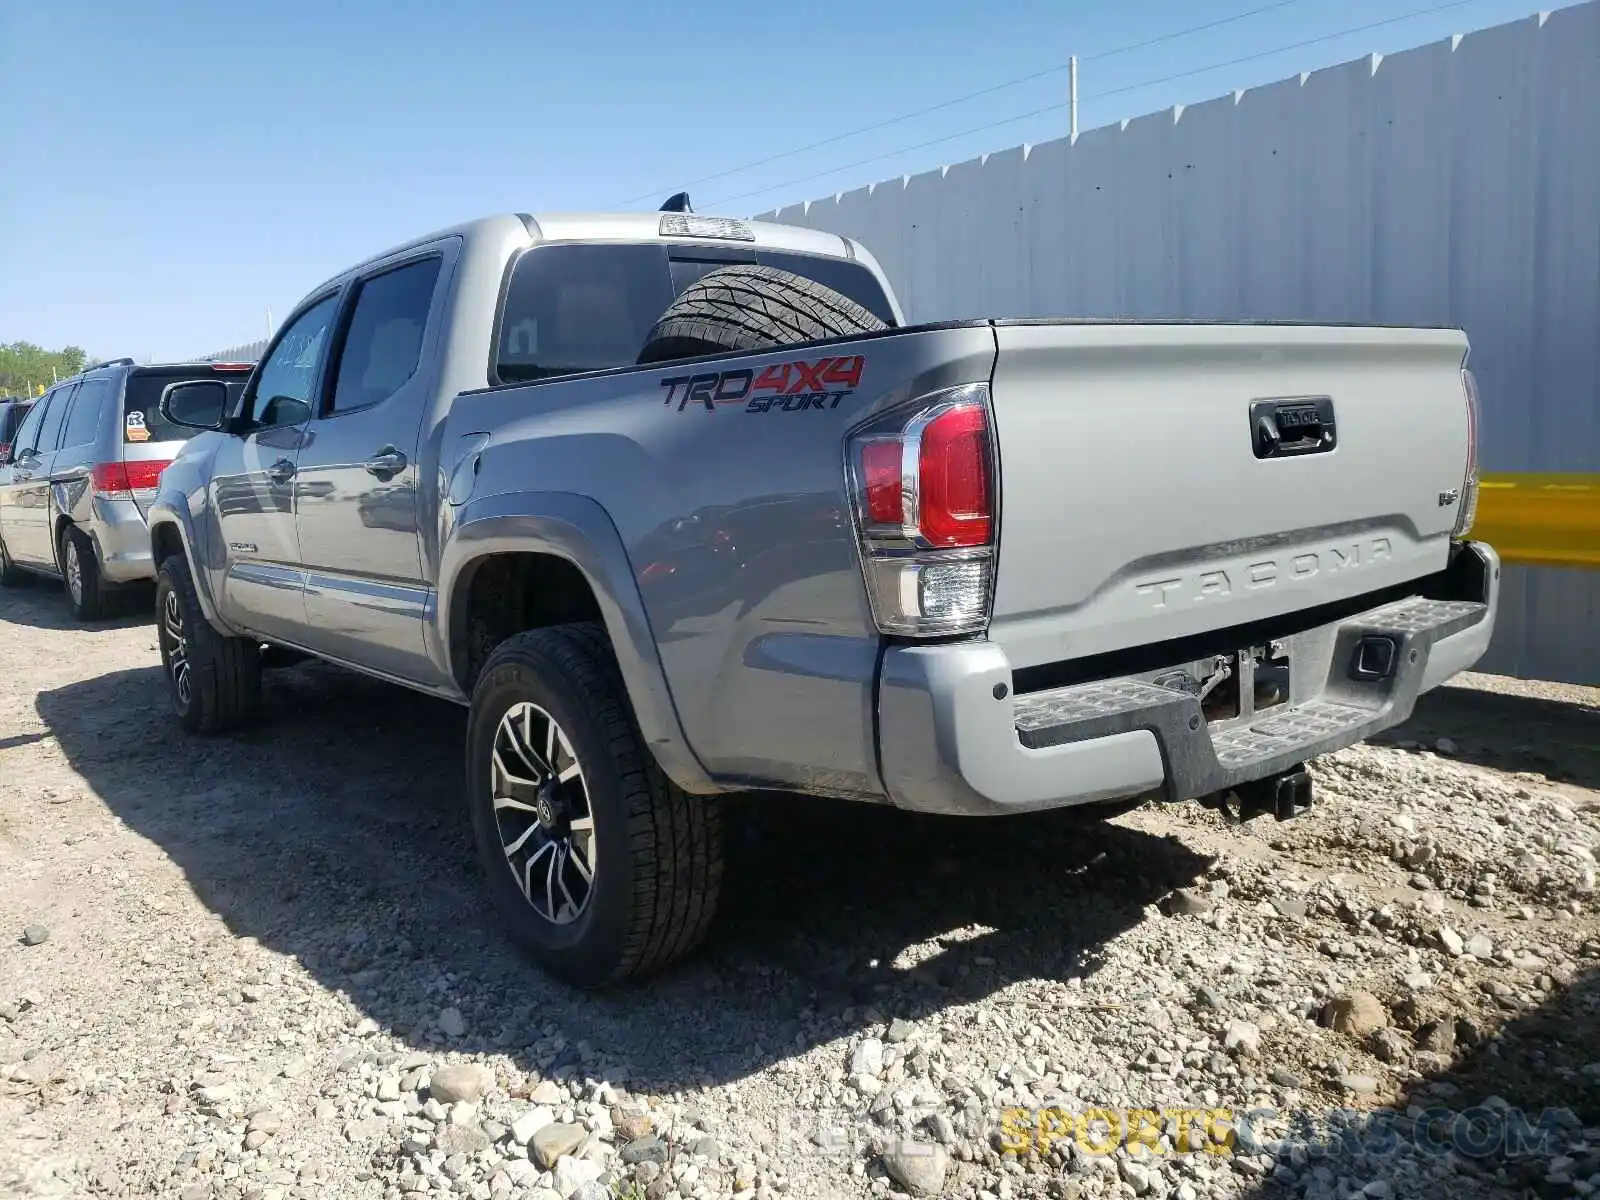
<box><xmin>760</xmin><ymin>2</ymin><xmax>1600</xmax><ymax>685</ymax></box>
<box><xmin>202</xmin><ymin>339</ymin><xmax>268</xmax><ymax>363</ymax></box>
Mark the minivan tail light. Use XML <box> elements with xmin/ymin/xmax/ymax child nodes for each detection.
<box><xmin>93</xmin><ymin>459</ymin><xmax>171</xmax><ymax>496</ymax></box>
<box><xmin>846</xmin><ymin>383</ymin><xmax>998</xmax><ymax>637</ymax></box>
<box><xmin>1455</xmin><ymin>369</ymin><xmax>1481</xmax><ymax>537</ymax></box>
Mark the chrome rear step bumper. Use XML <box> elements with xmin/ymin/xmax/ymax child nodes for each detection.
<box><xmin>1012</xmin><ymin>596</ymin><xmax>1488</xmax><ymax>801</ymax></box>
<box><xmin>876</xmin><ymin>542</ymin><xmax>1500</xmax><ymax>816</ymax></box>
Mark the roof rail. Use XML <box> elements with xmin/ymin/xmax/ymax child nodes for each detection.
<box><xmin>86</xmin><ymin>357</ymin><xmax>136</xmax><ymax>371</ymax></box>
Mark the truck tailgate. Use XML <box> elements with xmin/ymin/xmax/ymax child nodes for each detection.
<box><xmin>986</xmin><ymin>321</ymin><xmax>1473</xmax><ymax>669</ymax></box>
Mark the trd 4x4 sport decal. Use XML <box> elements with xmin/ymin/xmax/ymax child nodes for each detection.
<box><xmin>660</xmin><ymin>355</ymin><xmax>865</xmax><ymax>414</ymax></box>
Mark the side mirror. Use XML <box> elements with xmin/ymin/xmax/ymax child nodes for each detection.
<box><xmin>160</xmin><ymin>379</ymin><xmax>230</xmax><ymax>432</ymax></box>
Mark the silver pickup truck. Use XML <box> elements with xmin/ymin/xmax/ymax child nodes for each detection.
<box><xmin>149</xmin><ymin>207</ymin><xmax>1498</xmax><ymax>986</ymax></box>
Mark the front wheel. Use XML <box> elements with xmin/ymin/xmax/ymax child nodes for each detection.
<box><xmin>155</xmin><ymin>556</ymin><xmax>262</xmax><ymax>734</ymax></box>
<box><xmin>466</xmin><ymin>623</ymin><xmax>724</xmax><ymax>987</ymax></box>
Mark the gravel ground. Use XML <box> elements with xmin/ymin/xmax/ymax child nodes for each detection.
<box><xmin>3</xmin><ymin>577</ymin><xmax>1599</xmax><ymax>1200</ymax></box>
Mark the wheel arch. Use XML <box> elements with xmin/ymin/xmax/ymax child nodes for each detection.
<box><xmin>147</xmin><ymin>507</ymin><xmax>229</xmax><ymax>631</ymax></box>
<box><xmin>438</xmin><ymin>491</ymin><xmax>722</xmax><ymax>797</ymax></box>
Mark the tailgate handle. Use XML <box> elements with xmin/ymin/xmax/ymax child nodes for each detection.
<box><xmin>1251</xmin><ymin>397</ymin><xmax>1336</xmax><ymax>459</ymax></box>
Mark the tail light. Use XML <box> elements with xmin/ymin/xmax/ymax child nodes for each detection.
<box><xmin>92</xmin><ymin>460</ymin><xmax>171</xmax><ymax>497</ymax></box>
<box><xmin>846</xmin><ymin>383</ymin><xmax>997</xmax><ymax>636</ymax></box>
<box><xmin>1454</xmin><ymin>369</ymin><xmax>1480</xmax><ymax>537</ymax></box>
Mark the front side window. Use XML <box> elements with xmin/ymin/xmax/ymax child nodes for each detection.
<box><xmin>497</xmin><ymin>244</ymin><xmax>675</xmax><ymax>383</ymax></box>
<box><xmin>329</xmin><ymin>258</ymin><xmax>441</xmax><ymax>414</ymax></box>
<box><xmin>251</xmin><ymin>294</ymin><xmax>339</xmax><ymax>427</ymax></box>
<box><xmin>61</xmin><ymin>378</ymin><xmax>111</xmax><ymax>449</ymax></box>
<box><xmin>11</xmin><ymin>393</ymin><xmax>48</xmax><ymax>455</ymax></box>
<box><xmin>35</xmin><ymin>383</ymin><xmax>75</xmax><ymax>451</ymax></box>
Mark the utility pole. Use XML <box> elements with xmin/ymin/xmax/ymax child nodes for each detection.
<box><xmin>265</xmin><ymin>305</ymin><xmax>274</xmax><ymax>340</ymax></box>
<box><xmin>1069</xmin><ymin>56</ymin><xmax>1079</xmax><ymax>139</ymax></box>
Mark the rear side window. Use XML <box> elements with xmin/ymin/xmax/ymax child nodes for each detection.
<box><xmin>124</xmin><ymin>372</ymin><xmax>249</xmax><ymax>444</ymax></box>
<box><xmin>497</xmin><ymin>244</ymin><xmax>675</xmax><ymax>383</ymax></box>
<box><xmin>329</xmin><ymin>258</ymin><xmax>441</xmax><ymax>414</ymax></box>
<box><xmin>60</xmin><ymin>379</ymin><xmax>111</xmax><ymax>449</ymax></box>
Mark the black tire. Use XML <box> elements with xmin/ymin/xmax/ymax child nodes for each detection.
<box><xmin>0</xmin><ymin>531</ymin><xmax>24</xmax><ymax>586</ymax></box>
<box><xmin>466</xmin><ymin>622</ymin><xmax>724</xmax><ymax>987</ymax></box>
<box><xmin>155</xmin><ymin>555</ymin><xmax>262</xmax><ymax>735</ymax></box>
<box><xmin>61</xmin><ymin>525</ymin><xmax>107</xmax><ymax>621</ymax></box>
<box><xmin>636</xmin><ymin>264</ymin><xmax>888</xmax><ymax>365</ymax></box>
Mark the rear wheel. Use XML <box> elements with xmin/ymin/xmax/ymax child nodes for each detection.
<box><xmin>466</xmin><ymin>623</ymin><xmax>724</xmax><ymax>987</ymax></box>
<box><xmin>61</xmin><ymin>526</ymin><xmax>106</xmax><ymax>621</ymax></box>
<box><xmin>636</xmin><ymin>264</ymin><xmax>888</xmax><ymax>364</ymax></box>
<box><xmin>155</xmin><ymin>555</ymin><xmax>262</xmax><ymax>734</ymax></box>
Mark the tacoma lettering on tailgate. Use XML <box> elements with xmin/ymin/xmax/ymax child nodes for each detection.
<box><xmin>1134</xmin><ymin>537</ymin><xmax>1393</xmax><ymax>608</ymax></box>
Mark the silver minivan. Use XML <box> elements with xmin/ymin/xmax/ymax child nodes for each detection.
<box><xmin>0</xmin><ymin>359</ymin><xmax>253</xmax><ymax>619</ymax></box>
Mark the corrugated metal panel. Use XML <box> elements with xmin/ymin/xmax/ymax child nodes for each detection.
<box><xmin>202</xmin><ymin>339</ymin><xmax>268</xmax><ymax>363</ymax></box>
<box><xmin>761</xmin><ymin>3</ymin><xmax>1600</xmax><ymax>685</ymax></box>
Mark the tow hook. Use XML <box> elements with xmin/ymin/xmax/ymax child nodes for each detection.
<box><xmin>1200</xmin><ymin>765</ymin><xmax>1314</xmax><ymax>823</ymax></box>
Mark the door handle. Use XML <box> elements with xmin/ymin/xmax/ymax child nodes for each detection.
<box><xmin>364</xmin><ymin>448</ymin><xmax>408</xmax><ymax>477</ymax></box>
<box><xmin>265</xmin><ymin>458</ymin><xmax>296</xmax><ymax>486</ymax></box>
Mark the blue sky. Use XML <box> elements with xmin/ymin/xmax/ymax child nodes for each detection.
<box><xmin>0</xmin><ymin>0</ymin><xmax>1556</xmax><ymax>361</ymax></box>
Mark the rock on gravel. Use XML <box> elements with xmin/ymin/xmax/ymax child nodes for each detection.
<box><xmin>552</xmin><ymin>1156</ymin><xmax>603</xmax><ymax>1196</ymax></box>
<box><xmin>1223</xmin><ymin>1019</ymin><xmax>1260</xmax><ymax>1057</ymax></box>
<box><xmin>511</xmin><ymin>1106</ymin><xmax>555</xmax><ymax>1145</ymax></box>
<box><xmin>880</xmin><ymin>1139</ymin><xmax>949</xmax><ymax>1195</ymax></box>
<box><xmin>429</xmin><ymin>1063</ymin><xmax>488</xmax><ymax>1103</ymax></box>
<box><xmin>531</xmin><ymin>1122</ymin><xmax>587</xmax><ymax>1168</ymax></box>
<box><xmin>1324</xmin><ymin>989</ymin><xmax>1389</xmax><ymax>1037</ymax></box>
<box><xmin>850</xmin><ymin>1036</ymin><xmax>884</xmax><ymax>1077</ymax></box>
<box><xmin>20</xmin><ymin>924</ymin><xmax>49</xmax><ymax>946</ymax></box>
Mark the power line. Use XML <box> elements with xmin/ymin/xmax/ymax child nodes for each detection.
<box><xmin>703</xmin><ymin>0</ymin><xmax>1483</xmax><ymax>212</ymax></box>
<box><xmin>607</xmin><ymin>0</ymin><xmax>1308</xmax><ymax>209</ymax></box>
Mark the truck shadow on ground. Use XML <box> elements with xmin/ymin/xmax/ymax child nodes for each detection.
<box><xmin>1375</xmin><ymin>682</ymin><xmax>1600</xmax><ymax>793</ymax></box>
<box><xmin>1237</xmin><ymin>965</ymin><xmax>1600</xmax><ymax>1198</ymax></box>
<box><xmin>35</xmin><ymin>656</ymin><xmax>1212</xmax><ymax>1095</ymax></box>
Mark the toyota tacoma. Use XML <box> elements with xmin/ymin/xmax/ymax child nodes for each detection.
<box><xmin>147</xmin><ymin>204</ymin><xmax>1498</xmax><ymax>986</ymax></box>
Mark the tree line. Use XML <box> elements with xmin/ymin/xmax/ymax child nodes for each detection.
<box><xmin>0</xmin><ymin>342</ymin><xmax>90</xmax><ymax>398</ymax></box>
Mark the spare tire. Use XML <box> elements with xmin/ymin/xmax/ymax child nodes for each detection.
<box><xmin>637</xmin><ymin>264</ymin><xmax>888</xmax><ymax>365</ymax></box>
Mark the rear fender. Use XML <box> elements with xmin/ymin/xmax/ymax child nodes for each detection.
<box><xmin>437</xmin><ymin>490</ymin><xmax>723</xmax><ymax>797</ymax></box>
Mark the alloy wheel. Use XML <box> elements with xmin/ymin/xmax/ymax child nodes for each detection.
<box><xmin>490</xmin><ymin>702</ymin><xmax>595</xmax><ymax>925</ymax></box>
<box><xmin>161</xmin><ymin>587</ymin><xmax>192</xmax><ymax>708</ymax></box>
<box><xmin>65</xmin><ymin>538</ymin><xmax>82</xmax><ymax>605</ymax></box>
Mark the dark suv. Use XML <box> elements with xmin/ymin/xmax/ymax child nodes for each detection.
<box><xmin>0</xmin><ymin>397</ymin><xmax>35</xmax><ymax>466</ymax></box>
<box><xmin>0</xmin><ymin>359</ymin><xmax>253</xmax><ymax>617</ymax></box>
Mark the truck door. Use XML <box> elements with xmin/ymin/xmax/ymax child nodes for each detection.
<box><xmin>210</xmin><ymin>292</ymin><xmax>340</xmax><ymax>641</ymax></box>
<box><xmin>289</xmin><ymin>248</ymin><xmax>450</xmax><ymax>682</ymax></box>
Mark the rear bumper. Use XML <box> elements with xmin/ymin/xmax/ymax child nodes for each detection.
<box><xmin>89</xmin><ymin>496</ymin><xmax>155</xmax><ymax>584</ymax></box>
<box><xmin>876</xmin><ymin>541</ymin><xmax>1500</xmax><ymax>816</ymax></box>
